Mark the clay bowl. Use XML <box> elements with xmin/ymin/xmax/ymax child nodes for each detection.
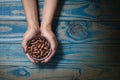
<box><xmin>26</xmin><ymin>35</ymin><xmax>51</xmax><ymax>61</ymax></box>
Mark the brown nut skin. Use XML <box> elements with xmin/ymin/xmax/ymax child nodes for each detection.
<box><xmin>26</xmin><ymin>35</ymin><xmax>51</xmax><ymax>61</ymax></box>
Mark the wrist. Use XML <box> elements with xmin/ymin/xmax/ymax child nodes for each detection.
<box><xmin>41</xmin><ymin>23</ymin><xmax>52</xmax><ymax>30</ymax></box>
<box><xmin>27</xmin><ymin>21</ymin><xmax>39</xmax><ymax>29</ymax></box>
<box><xmin>26</xmin><ymin>20</ymin><xmax>39</xmax><ymax>27</ymax></box>
<box><xmin>28</xmin><ymin>24</ymin><xmax>39</xmax><ymax>30</ymax></box>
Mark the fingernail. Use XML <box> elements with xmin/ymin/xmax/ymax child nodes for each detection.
<box><xmin>35</xmin><ymin>61</ymin><xmax>38</xmax><ymax>63</ymax></box>
<box><xmin>41</xmin><ymin>61</ymin><xmax>44</xmax><ymax>63</ymax></box>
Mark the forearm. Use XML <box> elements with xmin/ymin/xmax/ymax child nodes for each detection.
<box><xmin>22</xmin><ymin>0</ymin><xmax>39</xmax><ymax>30</ymax></box>
<box><xmin>41</xmin><ymin>0</ymin><xmax>58</xmax><ymax>28</ymax></box>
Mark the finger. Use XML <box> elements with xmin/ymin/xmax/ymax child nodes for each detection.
<box><xmin>26</xmin><ymin>53</ymin><xmax>35</xmax><ymax>63</ymax></box>
<box><xmin>35</xmin><ymin>60</ymin><xmax>39</xmax><ymax>63</ymax></box>
<box><xmin>42</xmin><ymin>37</ymin><xmax>57</xmax><ymax>63</ymax></box>
<box><xmin>43</xmin><ymin>48</ymin><xmax>55</xmax><ymax>63</ymax></box>
<box><xmin>48</xmin><ymin>36</ymin><xmax>57</xmax><ymax>50</ymax></box>
<box><xmin>22</xmin><ymin>40</ymin><xmax>27</xmax><ymax>53</ymax></box>
<box><xmin>43</xmin><ymin>50</ymin><xmax>55</xmax><ymax>63</ymax></box>
<box><xmin>40</xmin><ymin>60</ymin><xmax>44</xmax><ymax>63</ymax></box>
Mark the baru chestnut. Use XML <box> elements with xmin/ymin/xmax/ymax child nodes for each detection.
<box><xmin>26</xmin><ymin>35</ymin><xmax>51</xmax><ymax>61</ymax></box>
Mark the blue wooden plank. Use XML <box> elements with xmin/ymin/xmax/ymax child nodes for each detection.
<box><xmin>0</xmin><ymin>65</ymin><xmax>120</xmax><ymax>80</ymax></box>
<box><xmin>0</xmin><ymin>0</ymin><xmax>119</xmax><ymax>21</ymax></box>
<box><xmin>0</xmin><ymin>21</ymin><xmax>120</xmax><ymax>43</ymax></box>
<box><xmin>0</xmin><ymin>0</ymin><xmax>120</xmax><ymax>80</ymax></box>
<box><xmin>0</xmin><ymin>43</ymin><xmax>120</xmax><ymax>65</ymax></box>
<box><xmin>0</xmin><ymin>65</ymin><xmax>80</xmax><ymax>80</ymax></box>
<box><xmin>0</xmin><ymin>44</ymin><xmax>120</xmax><ymax>80</ymax></box>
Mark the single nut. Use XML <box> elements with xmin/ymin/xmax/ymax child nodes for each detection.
<box><xmin>26</xmin><ymin>35</ymin><xmax>51</xmax><ymax>61</ymax></box>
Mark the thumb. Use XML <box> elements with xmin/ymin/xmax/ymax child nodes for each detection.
<box><xmin>43</xmin><ymin>37</ymin><xmax>57</xmax><ymax>63</ymax></box>
<box><xmin>47</xmin><ymin>36</ymin><xmax>57</xmax><ymax>52</ymax></box>
<box><xmin>22</xmin><ymin>39</ymin><xmax>27</xmax><ymax>53</ymax></box>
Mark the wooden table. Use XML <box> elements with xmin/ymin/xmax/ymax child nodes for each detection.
<box><xmin>0</xmin><ymin>0</ymin><xmax>120</xmax><ymax>80</ymax></box>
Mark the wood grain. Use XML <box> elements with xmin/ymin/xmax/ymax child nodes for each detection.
<box><xmin>0</xmin><ymin>0</ymin><xmax>119</xmax><ymax>21</ymax></box>
<box><xmin>0</xmin><ymin>43</ymin><xmax>120</xmax><ymax>80</ymax></box>
<box><xmin>0</xmin><ymin>43</ymin><xmax>120</xmax><ymax>65</ymax></box>
<box><xmin>0</xmin><ymin>0</ymin><xmax>120</xmax><ymax>80</ymax></box>
<box><xmin>0</xmin><ymin>65</ymin><xmax>119</xmax><ymax>80</ymax></box>
<box><xmin>0</xmin><ymin>65</ymin><xmax>80</xmax><ymax>80</ymax></box>
<box><xmin>0</xmin><ymin>21</ymin><xmax>120</xmax><ymax>43</ymax></box>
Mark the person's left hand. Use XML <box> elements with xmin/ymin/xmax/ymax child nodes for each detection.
<box><xmin>40</xmin><ymin>25</ymin><xmax>58</xmax><ymax>63</ymax></box>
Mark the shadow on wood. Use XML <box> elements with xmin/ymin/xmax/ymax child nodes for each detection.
<box><xmin>35</xmin><ymin>43</ymin><xmax>64</xmax><ymax>69</ymax></box>
<box><xmin>35</xmin><ymin>0</ymin><xmax>65</xmax><ymax>69</ymax></box>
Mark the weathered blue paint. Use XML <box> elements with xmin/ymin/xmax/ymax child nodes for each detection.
<box><xmin>0</xmin><ymin>0</ymin><xmax>120</xmax><ymax>80</ymax></box>
<box><xmin>0</xmin><ymin>0</ymin><xmax>119</xmax><ymax>21</ymax></box>
<box><xmin>9</xmin><ymin>67</ymin><xmax>30</xmax><ymax>77</ymax></box>
<box><xmin>0</xmin><ymin>21</ymin><xmax>120</xmax><ymax>43</ymax></box>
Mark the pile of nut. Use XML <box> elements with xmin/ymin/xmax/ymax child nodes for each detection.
<box><xmin>26</xmin><ymin>36</ymin><xmax>51</xmax><ymax>60</ymax></box>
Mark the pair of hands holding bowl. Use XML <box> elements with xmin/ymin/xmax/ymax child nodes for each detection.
<box><xmin>22</xmin><ymin>25</ymin><xmax>57</xmax><ymax>63</ymax></box>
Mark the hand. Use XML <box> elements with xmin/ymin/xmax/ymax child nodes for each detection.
<box><xmin>40</xmin><ymin>25</ymin><xmax>57</xmax><ymax>63</ymax></box>
<box><xmin>22</xmin><ymin>27</ymin><xmax>40</xmax><ymax>63</ymax></box>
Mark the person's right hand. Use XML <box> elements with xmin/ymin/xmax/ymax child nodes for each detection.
<box><xmin>22</xmin><ymin>27</ymin><xmax>40</xmax><ymax>63</ymax></box>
